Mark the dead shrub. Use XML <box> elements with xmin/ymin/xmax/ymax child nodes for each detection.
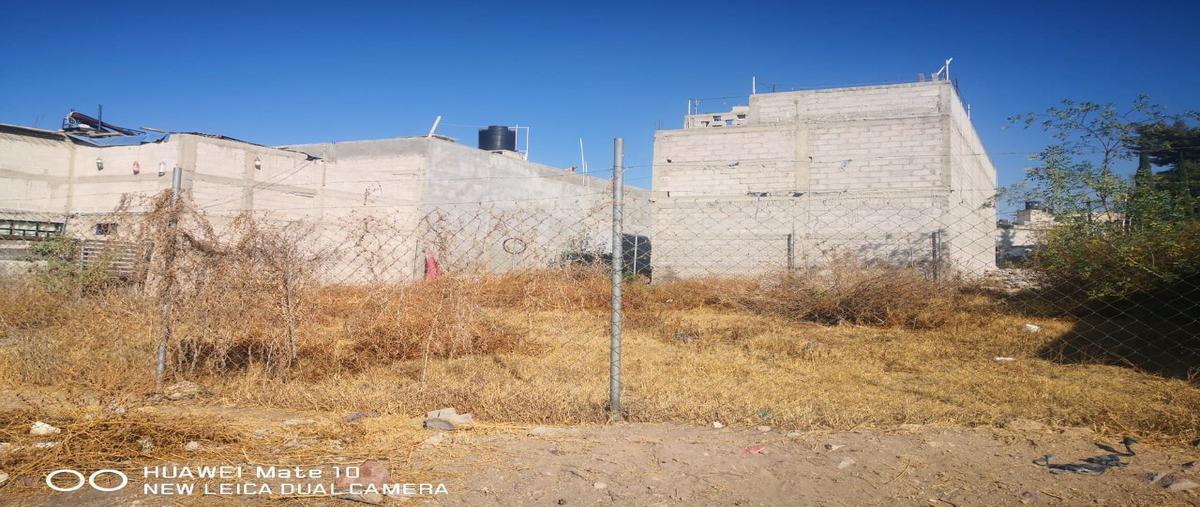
<box><xmin>744</xmin><ymin>262</ymin><xmax>961</xmax><ymax>328</ymax></box>
<box><xmin>331</xmin><ymin>276</ymin><xmax>528</xmax><ymax>374</ymax></box>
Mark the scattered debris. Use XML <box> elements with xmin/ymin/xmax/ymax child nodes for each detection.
<box><xmin>184</xmin><ymin>441</ymin><xmax>202</xmax><ymax>452</ymax></box>
<box><xmin>712</xmin><ymin>421</ymin><xmax>724</xmax><ymax>429</ymax></box>
<box><xmin>164</xmin><ymin>381</ymin><xmax>206</xmax><ymax>401</ymax></box>
<box><xmin>31</xmin><ymin>442</ymin><xmax>57</xmax><ymax>449</ymax></box>
<box><xmin>825</xmin><ymin>443</ymin><xmax>845</xmax><ymax>451</ymax></box>
<box><xmin>994</xmin><ymin>356</ymin><xmax>1016</xmax><ymax>362</ymax></box>
<box><xmin>743</xmin><ymin>445</ymin><xmax>767</xmax><ymax>455</ymax></box>
<box><xmin>425</xmin><ymin>408</ymin><xmax>474</xmax><ymax>431</ymax></box>
<box><xmin>1034</xmin><ymin>437</ymin><xmax>1136</xmax><ymax>475</ymax></box>
<box><xmin>138</xmin><ymin>437</ymin><xmax>155</xmax><ymax>452</ymax></box>
<box><xmin>282</xmin><ymin>418</ymin><xmax>317</xmax><ymax>426</ymax></box>
<box><xmin>593</xmin><ymin>481</ymin><xmax>607</xmax><ymax>490</ymax></box>
<box><xmin>30</xmin><ymin>421</ymin><xmax>61</xmax><ymax>436</ymax></box>
<box><xmin>1023</xmin><ymin>323</ymin><xmax>1041</xmax><ymax>333</ymax></box>
<box><xmin>346</xmin><ymin>410</ymin><xmax>381</xmax><ymax>422</ymax></box>
<box><xmin>837</xmin><ymin>458</ymin><xmax>855</xmax><ymax>470</ymax></box>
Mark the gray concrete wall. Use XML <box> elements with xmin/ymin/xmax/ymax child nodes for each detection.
<box><xmin>651</xmin><ymin>80</ymin><xmax>996</xmax><ymax>279</ymax></box>
<box><xmin>2</xmin><ymin>128</ymin><xmax>644</xmax><ymax>282</ymax></box>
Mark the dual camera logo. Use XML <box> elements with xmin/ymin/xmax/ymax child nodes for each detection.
<box><xmin>45</xmin><ymin>469</ymin><xmax>129</xmax><ymax>492</ymax></box>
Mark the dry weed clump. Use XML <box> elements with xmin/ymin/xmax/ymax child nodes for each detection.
<box><xmin>743</xmin><ymin>263</ymin><xmax>963</xmax><ymax>328</ymax></box>
<box><xmin>0</xmin><ymin>408</ymin><xmax>243</xmax><ymax>478</ymax></box>
<box><xmin>323</xmin><ymin>276</ymin><xmax>529</xmax><ymax>373</ymax></box>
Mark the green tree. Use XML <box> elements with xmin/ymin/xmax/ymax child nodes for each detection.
<box><xmin>1009</xmin><ymin>98</ymin><xmax>1200</xmax><ymax>299</ymax></box>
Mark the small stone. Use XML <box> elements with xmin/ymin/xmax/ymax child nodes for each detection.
<box><xmin>184</xmin><ymin>441</ymin><xmax>202</xmax><ymax>452</ymax></box>
<box><xmin>138</xmin><ymin>437</ymin><xmax>154</xmax><ymax>452</ymax></box>
<box><xmin>1003</xmin><ymin>418</ymin><xmax>1046</xmax><ymax>431</ymax></box>
<box><xmin>593</xmin><ymin>481</ymin><xmax>607</xmax><ymax>490</ymax></box>
<box><xmin>529</xmin><ymin>426</ymin><xmax>580</xmax><ymax>437</ymax></box>
<box><xmin>421</xmin><ymin>433</ymin><xmax>447</xmax><ymax>447</ymax></box>
<box><xmin>757</xmin><ymin>425</ymin><xmax>771</xmax><ymax>433</ymax></box>
<box><xmin>1167</xmin><ymin>479</ymin><xmax>1200</xmax><ymax>492</ymax></box>
<box><xmin>164</xmin><ymin>381</ymin><xmax>206</xmax><ymax>401</ymax></box>
<box><xmin>424</xmin><ymin>408</ymin><xmax>474</xmax><ymax>431</ymax></box>
<box><xmin>283</xmin><ymin>418</ymin><xmax>317</xmax><ymax>426</ymax></box>
<box><xmin>30</xmin><ymin>421</ymin><xmax>61</xmax><ymax>436</ymax></box>
<box><xmin>837</xmin><ymin>458</ymin><xmax>855</xmax><ymax>470</ymax></box>
<box><xmin>345</xmin><ymin>411</ymin><xmax>380</xmax><ymax>422</ymax></box>
<box><xmin>339</xmin><ymin>491</ymin><xmax>384</xmax><ymax>504</ymax></box>
<box><xmin>1023</xmin><ymin>323</ymin><xmax>1041</xmax><ymax>333</ymax></box>
<box><xmin>712</xmin><ymin>421</ymin><xmax>724</xmax><ymax>429</ymax></box>
<box><xmin>557</xmin><ymin>500</ymin><xmax>567</xmax><ymax>505</ymax></box>
<box><xmin>0</xmin><ymin>471</ymin><xmax>7</xmax><ymax>486</ymax></box>
<box><xmin>825</xmin><ymin>443</ymin><xmax>845</xmax><ymax>451</ymax></box>
<box><xmin>104</xmin><ymin>400</ymin><xmax>126</xmax><ymax>415</ymax></box>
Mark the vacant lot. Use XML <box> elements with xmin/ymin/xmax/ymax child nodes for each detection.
<box><xmin>1</xmin><ymin>269</ymin><xmax>1198</xmax><ymax>502</ymax></box>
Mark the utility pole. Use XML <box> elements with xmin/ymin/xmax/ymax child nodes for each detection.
<box><xmin>609</xmin><ymin>138</ymin><xmax>624</xmax><ymax>418</ymax></box>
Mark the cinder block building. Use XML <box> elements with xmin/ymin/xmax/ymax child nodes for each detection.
<box><xmin>0</xmin><ymin>115</ymin><xmax>646</xmax><ymax>280</ymax></box>
<box><xmin>650</xmin><ymin>79</ymin><xmax>997</xmax><ymax>278</ymax></box>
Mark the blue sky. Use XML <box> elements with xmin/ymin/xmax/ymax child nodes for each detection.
<box><xmin>2</xmin><ymin>0</ymin><xmax>1198</xmax><ymax>204</ymax></box>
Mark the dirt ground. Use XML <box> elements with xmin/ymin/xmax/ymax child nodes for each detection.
<box><xmin>12</xmin><ymin>415</ymin><xmax>1200</xmax><ymax>506</ymax></box>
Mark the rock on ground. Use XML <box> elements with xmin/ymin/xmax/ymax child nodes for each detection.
<box><xmin>425</xmin><ymin>408</ymin><xmax>474</xmax><ymax>431</ymax></box>
<box><xmin>163</xmin><ymin>381</ymin><xmax>206</xmax><ymax>401</ymax></box>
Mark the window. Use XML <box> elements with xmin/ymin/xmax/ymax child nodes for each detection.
<box><xmin>94</xmin><ymin>223</ymin><xmax>118</xmax><ymax>235</ymax></box>
<box><xmin>0</xmin><ymin>219</ymin><xmax>64</xmax><ymax>239</ymax></box>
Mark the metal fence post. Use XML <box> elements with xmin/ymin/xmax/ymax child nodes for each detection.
<box><xmin>609</xmin><ymin>138</ymin><xmax>624</xmax><ymax>417</ymax></box>
<box><xmin>155</xmin><ymin>166</ymin><xmax>182</xmax><ymax>390</ymax></box>
<box><xmin>930</xmin><ymin>229</ymin><xmax>942</xmax><ymax>281</ymax></box>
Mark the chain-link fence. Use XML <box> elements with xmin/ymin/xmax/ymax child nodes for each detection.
<box><xmin>1</xmin><ymin>174</ymin><xmax>1197</xmax><ymax>386</ymax></box>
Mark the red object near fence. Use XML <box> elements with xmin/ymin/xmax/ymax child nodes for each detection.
<box><xmin>424</xmin><ymin>249</ymin><xmax>442</xmax><ymax>280</ymax></box>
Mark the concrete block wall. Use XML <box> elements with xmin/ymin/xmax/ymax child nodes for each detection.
<box><xmin>651</xmin><ymin>80</ymin><xmax>996</xmax><ymax>279</ymax></box>
<box><xmin>2</xmin><ymin>127</ymin><xmax>638</xmax><ymax>283</ymax></box>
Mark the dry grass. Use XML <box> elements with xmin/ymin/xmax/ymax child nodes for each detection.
<box><xmin>1</xmin><ymin>256</ymin><xmax>1199</xmax><ymax>499</ymax></box>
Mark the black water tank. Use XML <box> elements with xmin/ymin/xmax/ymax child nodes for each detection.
<box><xmin>478</xmin><ymin>125</ymin><xmax>516</xmax><ymax>152</ymax></box>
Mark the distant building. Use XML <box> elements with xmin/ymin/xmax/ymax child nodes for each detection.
<box><xmin>996</xmin><ymin>201</ymin><xmax>1056</xmax><ymax>265</ymax></box>
<box><xmin>0</xmin><ymin>114</ymin><xmax>648</xmax><ymax>280</ymax></box>
<box><xmin>651</xmin><ymin>79</ymin><xmax>997</xmax><ymax>278</ymax></box>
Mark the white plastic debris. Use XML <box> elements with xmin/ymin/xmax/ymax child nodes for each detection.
<box><xmin>1023</xmin><ymin>323</ymin><xmax>1041</xmax><ymax>333</ymax></box>
<box><xmin>712</xmin><ymin>421</ymin><xmax>724</xmax><ymax>429</ymax></box>
<box><xmin>994</xmin><ymin>356</ymin><xmax>1016</xmax><ymax>362</ymax></box>
<box><xmin>30</xmin><ymin>421</ymin><xmax>61</xmax><ymax>436</ymax></box>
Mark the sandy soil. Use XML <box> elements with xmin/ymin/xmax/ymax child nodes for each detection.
<box><xmin>17</xmin><ymin>419</ymin><xmax>1200</xmax><ymax>506</ymax></box>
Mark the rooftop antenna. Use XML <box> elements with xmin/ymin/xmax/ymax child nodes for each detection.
<box><xmin>426</xmin><ymin>115</ymin><xmax>443</xmax><ymax>137</ymax></box>
<box><xmin>97</xmin><ymin>104</ymin><xmax>103</xmax><ymax>131</ymax></box>
<box><xmin>752</xmin><ymin>76</ymin><xmax>757</xmax><ymax>95</ymax></box>
<box><xmin>579</xmin><ymin>137</ymin><xmax>588</xmax><ymax>176</ymax></box>
<box><xmin>933</xmin><ymin>57</ymin><xmax>953</xmax><ymax>81</ymax></box>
